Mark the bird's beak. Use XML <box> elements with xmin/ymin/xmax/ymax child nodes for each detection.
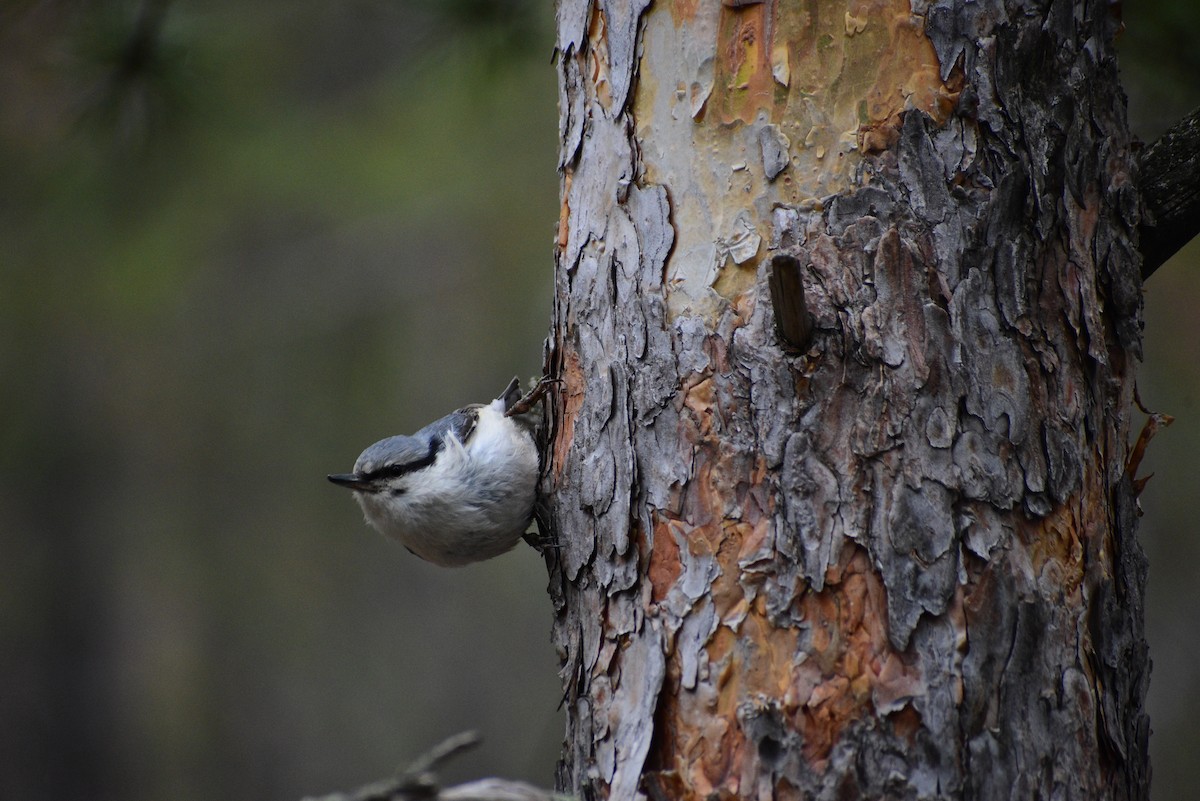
<box><xmin>327</xmin><ymin>473</ymin><xmax>373</xmax><ymax>491</ymax></box>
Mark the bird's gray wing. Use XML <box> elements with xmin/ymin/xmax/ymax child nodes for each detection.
<box><xmin>413</xmin><ymin>405</ymin><xmax>481</xmax><ymax>447</ymax></box>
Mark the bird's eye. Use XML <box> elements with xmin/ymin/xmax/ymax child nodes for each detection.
<box><xmin>383</xmin><ymin>464</ymin><xmax>407</xmax><ymax>478</ymax></box>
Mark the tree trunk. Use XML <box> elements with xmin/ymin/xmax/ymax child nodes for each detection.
<box><xmin>544</xmin><ymin>0</ymin><xmax>1149</xmax><ymax>799</ymax></box>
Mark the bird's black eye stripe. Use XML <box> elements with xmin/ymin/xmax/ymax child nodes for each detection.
<box><xmin>367</xmin><ymin>438</ymin><xmax>441</xmax><ymax>481</ymax></box>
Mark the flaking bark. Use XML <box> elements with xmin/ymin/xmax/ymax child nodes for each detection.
<box><xmin>544</xmin><ymin>1</ymin><xmax>1150</xmax><ymax>798</ymax></box>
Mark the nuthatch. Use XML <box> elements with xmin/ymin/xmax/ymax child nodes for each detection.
<box><xmin>328</xmin><ymin>377</ymin><xmax>550</xmax><ymax>566</ymax></box>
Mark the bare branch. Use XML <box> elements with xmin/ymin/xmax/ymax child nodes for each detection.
<box><xmin>399</xmin><ymin>730</ymin><xmax>483</xmax><ymax>784</ymax></box>
<box><xmin>301</xmin><ymin>732</ymin><xmax>562</xmax><ymax>801</ymax></box>
<box><xmin>441</xmin><ymin>779</ymin><xmax>561</xmax><ymax>801</ymax></box>
<box><xmin>1139</xmin><ymin>105</ymin><xmax>1200</xmax><ymax>279</ymax></box>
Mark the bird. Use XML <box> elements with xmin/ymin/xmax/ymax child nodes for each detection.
<box><xmin>327</xmin><ymin>377</ymin><xmax>551</xmax><ymax>566</ymax></box>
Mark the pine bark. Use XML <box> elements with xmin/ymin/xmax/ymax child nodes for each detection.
<box><xmin>543</xmin><ymin>1</ymin><xmax>1149</xmax><ymax>799</ymax></box>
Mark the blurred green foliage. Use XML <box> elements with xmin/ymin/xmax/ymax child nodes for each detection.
<box><xmin>1</xmin><ymin>2</ymin><xmax>560</xmax><ymax>800</ymax></box>
<box><xmin>0</xmin><ymin>1</ymin><xmax>1197</xmax><ymax>800</ymax></box>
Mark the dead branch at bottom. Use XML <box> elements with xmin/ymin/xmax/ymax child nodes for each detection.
<box><xmin>301</xmin><ymin>731</ymin><xmax>562</xmax><ymax>801</ymax></box>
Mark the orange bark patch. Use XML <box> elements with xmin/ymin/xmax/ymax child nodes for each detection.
<box><xmin>648</xmin><ymin>513</ymin><xmax>683</xmax><ymax>603</ymax></box>
<box><xmin>889</xmin><ymin>703</ymin><xmax>923</xmax><ymax>741</ymax></box>
<box><xmin>661</xmin><ymin>614</ymin><xmax>791</xmax><ymax>796</ymax></box>
<box><xmin>654</xmin><ymin>660</ymin><xmax>739</xmax><ymax>798</ymax></box>
<box><xmin>667</xmin><ymin>0</ymin><xmax>700</xmax><ymax>25</ymax></box>
<box><xmin>727</xmin><ymin>609</ymin><xmax>801</xmax><ymax>699</ymax></box>
<box><xmin>787</xmin><ymin>547</ymin><xmax>906</xmax><ymax>765</ymax></box>
<box><xmin>556</xmin><ymin>171</ymin><xmax>572</xmax><ymax>250</ymax></box>
<box><xmin>643</xmin><ymin>335</ymin><xmax>933</xmax><ymax>792</ymax></box>
<box><xmin>682</xmin><ymin>376</ymin><xmax>717</xmax><ymax>439</ymax></box>
<box><xmin>655</xmin><ymin>544</ymin><xmax>919</xmax><ymax>795</ymax></box>
<box><xmin>712</xmin><ymin>3</ymin><xmax>775</xmax><ymax>124</ymax></box>
<box><xmin>856</xmin><ymin>10</ymin><xmax>965</xmax><ymax>152</ymax></box>
<box><xmin>699</xmin><ymin>0</ymin><xmax>960</xmax><ymax>149</ymax></box>
<box><xmin>586</xmin><ymin>5</ymin><xmax>614</xmax><ymax>111</ymax></box>
<box><xmin>1018</xmin><ymin>502</ymin><xmax>1087</xmax><ymax>598</ymax></box>
<box><xmin>736</xmin><ymin>512</ymin><xmax>771</xmax><ymax>561</ymax></box>
<box><xmin>552</xmin><ymin>349</ymin><xmax>584</xmax><ymax>482</ymax></box>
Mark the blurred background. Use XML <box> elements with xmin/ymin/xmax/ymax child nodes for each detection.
<box><xmin>0</xmin><ymin>1</ymin><xmax>1196</xmax><ymax>800</ymax></box>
